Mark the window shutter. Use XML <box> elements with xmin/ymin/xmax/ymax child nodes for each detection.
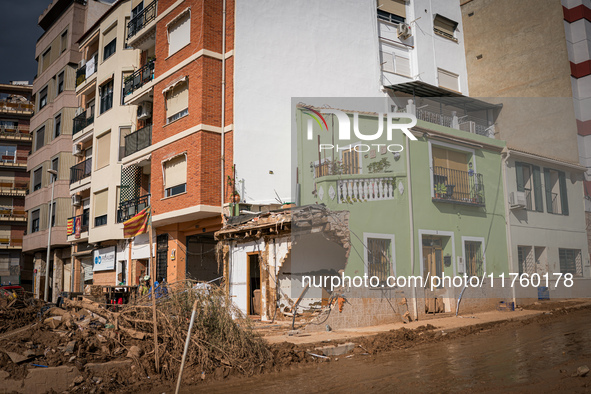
<box><xmin>544</xmin><ymin>168</ymin><xmax>553</xmax><ymax>213</ymax></box>
<box><xmin>381</xmin><ymin>51</ymin><xmax>394</xmax><ymax>73</ymax></box>
<box><xmin>532</xmin><ymin>165</ymin><xmax>543</xmax><ymax>212</ymax></box>
<box><xmin>437</xmin><ymin>69</ymin><xmax>459</xmax><ymax>92</ymax></box>
<box><xmin>168</xmin><ymin>12</ymin><xmax>190</xmax><ymax>55</ymax></box>
<box><xmin>394</xmin><ymin>55</ymin><xmax>410</xmax><ymax>77</ymax></box>
<box><xmin>515</xmin><ymin>162</ymin><xmax>524</xmax><ymax>192</ymax></box>
<box><xmin>377</xmin><ymin>0</ymin><xmax>406</xmax><ymax>18</ymax></box>
<box><xmin>164</xmin><ymin>155</ymin><xmax>187</xmax><ymax>188</ymax></box>
<box><xmin>94</xmin><ymin>190</ymin><xmax>108</xmax><ymax>217</ymax></box>
<box><xmin>433</xmin><ymin>15</ymin><xmax>457</xmax><ymax>36</ymax></box>
<box><xmin>166</xmin><ymin>82</ymin><xmax>188</xmax><ymax>118</ymax></box>
<box><xmin>559</xmin><ymin>171</ymin><xmax>569</xmax><ymax>216</ymax></box>
<box><xmin>96</xmin><ymin>131</ymin><xmax>111</xmax><ymax>169</ymax></box>
<box><xmin>102</xmin><ymin>24</ymin><xmax>117</xmax><ymax>50</ymax></box>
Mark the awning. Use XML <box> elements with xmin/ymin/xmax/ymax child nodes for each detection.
<box><xmin>71</xmin><ymin>183</ymin><xmax>91</xmax><ymax>193</ymax></box>
<box><xmin>122</xmin><ymin>153</ymin><xmax>151</xmax><ymax>169</ymax></box>
<box><xmin>386</xmin><ymin>81</ymin><xmax>502</xmax><ymax>112</ymax></box>
<box><xmin>162</xmin><ymin>76</ymin><xmax>187</xmax><ymax>95</ymax></box>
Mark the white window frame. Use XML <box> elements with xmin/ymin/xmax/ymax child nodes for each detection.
<box><xmin>166</xmin><ymin>8</ymin><xmax>191</xmax><ymax>57</ymax></box>
<box><xmin>461</xmin><ymin>236</ymin><xmax>486</xmax><ymax>277</ymax></box>
<box><xmin>161</xmin><ymin>152</ymin><xmax>188</xmax><ymax>198</ymax></box>
<box><xmin>363</xmin><ymin>232</ymin><xmax>396</xmax><ymax>279</ymax></box>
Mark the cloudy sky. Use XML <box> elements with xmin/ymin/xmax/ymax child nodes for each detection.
<box><xmin>0</xmin><ymin>0</ymin><xmax>51</xmax><ymax>84</ymax></box>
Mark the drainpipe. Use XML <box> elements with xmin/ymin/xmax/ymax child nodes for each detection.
<box><xmin>220</xmin><ymin>0</ymin><xmax>227</xmax><ymax>209</ymax></box>
<box><xmin>501</xmin><ymin>148</ymin><xmax>517</xmax><ymax>306</ymax></box>
<box><xmin>406</xmin><ymin>134</ymin><xmax>418</xmax><ymax>320</ymax></box>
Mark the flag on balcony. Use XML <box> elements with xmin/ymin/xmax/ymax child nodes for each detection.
<box><xmin>67</xmin><ymin>217</ymin><xmax>75</xmax><ymax>236</ymax></box>
<box><xmin>123</xmin><ymin>207</ymin><xmax>151</xmax><ymax>238</ymax></box>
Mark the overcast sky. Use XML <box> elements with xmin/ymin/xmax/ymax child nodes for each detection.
<box><xmin>0</xmin><ymin>0</ymin><xmax>51</xmax><ymax>84</ymax></box>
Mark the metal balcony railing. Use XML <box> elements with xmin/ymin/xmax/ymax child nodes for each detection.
<box><xmin>124</xmin><ymin>125</ymin><xmax>152</xmax><ymax>157</ymax></box>
<box><xmin>73</xmin><ymin>110</ymin><xmax>94</xmax><ymax>135</ymax></box>
<box><xmin>0</xmin><ymin>153</ymin><xmax>27</xmax><ymax>166</ymax></box>
<box><xmin>0</xmin><ymin>100</ymin><xmax>34</xmax><ymax>114</ymax></box>
<box><xmin>123</xmin><ymin>59</ymin><xmax>156</xmax><ymax>97</ymax></box>
<box><xmin>0</xmin><ymin>181</ymin><xmax>28</xmax><ymax>196</ymax></box>
<box><xmin>432</xmin><ymin>166</ymin><xmax>485</xmax><ymax>206</ymax></box>
<box><xmin>127</xmin><ymin>1</ymin><xmax>157</xmax><ymax>39</ymax></box>
<box><xmin>117</xmin><ymin>194</ymin><xmax>150</xmax><ymax>223</ymax></box>
<box><xmin>0</xmin><ymin>207</ymin><xmax>26</xmax><ymax>219</ymax></box>
<box><xmin>0</xmin><ymin>126</ymin><xmax>31</xmax><ymax>140</ymax></box>
<box><xmin>70</xmin><ymin>158</ymin><xmax>92</xmax><ymax>184</ymax></box>
<box><xmin>67</xmin><ymin>212</ymin><xmax>89</xmax><ymax>236</ymax></box>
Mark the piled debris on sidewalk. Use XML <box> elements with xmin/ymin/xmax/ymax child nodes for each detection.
<box><xmin>0</xmin><ymin>281</ymin><xmax>273</xmax><ymax>391</ymax></box>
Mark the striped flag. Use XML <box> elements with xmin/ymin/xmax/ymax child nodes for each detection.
<box><xmin>123</xmin><ymin>207</ymin><xmax>151</xmax><ymax>238</ymax></box>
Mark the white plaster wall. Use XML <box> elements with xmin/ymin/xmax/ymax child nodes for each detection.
<box><xmin>234</xmin><ymin>0</ymin><xmax>383</xmax><ymax>205</ymax></box>
<box><xmin>228</xmin><ymin>241</ymin><xmax>263</xmax><ymax>316</ymax></box>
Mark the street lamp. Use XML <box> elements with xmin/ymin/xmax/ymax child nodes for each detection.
<box><xmin>44</xmin><ymin>168</ymin><xmax>58</xmax><ymax>302</ymax></box>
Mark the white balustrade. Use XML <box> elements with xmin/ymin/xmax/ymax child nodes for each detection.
<box><xmin>337</xmin><ymin>177</ymin><xmax>395</xmax><ymax>203</ymax></box>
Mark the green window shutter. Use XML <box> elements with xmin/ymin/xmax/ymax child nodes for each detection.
<box><xmin>532</xmin><ymin>165</ymin><xmax>543</xmax><ymax>212</ymax></box>
<box><xmin>544</xmin><ymin>168</ymin><xmax>553</xmax><ymax>213</ymax></box>
<box><xmin>515</xmin><ymin>162</ymin><xmax>524</xmax><ymax>192</ymax></box>
<box><xmin>559</xmin><ymin>171</ymin><xmax>569</xmax><ymax>216</ymax></box>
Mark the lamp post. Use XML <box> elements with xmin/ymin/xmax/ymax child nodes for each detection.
<box><xmin>44</xmin><ymin>168</ymin><xmax>58</xmax><ymax>302</ymax></box>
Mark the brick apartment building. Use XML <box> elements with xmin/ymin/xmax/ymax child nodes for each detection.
<box><xmin>0</xmin><ymin>82</ymin><xmax>33</xmax><ymax>289</ymax></box>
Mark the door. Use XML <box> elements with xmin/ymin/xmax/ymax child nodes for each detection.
<box><xmin>247</xmin><ymin>253</ymin><xmax>261</xmax><ymax>316</ymax></box>
<box><xmin>423</xmin><ymin>237</ymin><xmax>444</xmax><ymax>314</ymax></box>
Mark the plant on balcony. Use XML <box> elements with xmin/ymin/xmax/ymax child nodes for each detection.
<box><xmin>367</xmin><ymin>158</ymin><xmax>391</xmax><ymax>174</ymax></box>
<box><xmin>434</xmin><ymin>182</ymin><xmax>447</xmax><ymax>199</ymax></box>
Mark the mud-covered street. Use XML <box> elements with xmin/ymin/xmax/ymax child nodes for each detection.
<box><xmin>196</xmin><ymin>306</ymin><xmax>591</xmax><ymax>393</ymax></box>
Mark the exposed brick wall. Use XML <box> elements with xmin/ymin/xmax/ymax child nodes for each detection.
<box><xmin>92</xmin><ymin>270</ymin><xmax>116</xmax><ymax>286</ymax></box>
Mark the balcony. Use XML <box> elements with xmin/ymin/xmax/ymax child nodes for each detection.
<box><xmin>0</xmin><ymin>153</ymin><xmax>27</xmax><ymax>167</ymax></box>
<box><xmin>0</xmin><ymin>238</ymin><xmax>23</xmax><ymax>249</ymax></box>
<box><xmin>127</xmin><ymin>1</ymin><xmax>157</xmax><ymax>40</ymax></box>
<box><xmin>0</xmin><ymin>181</ymin><xmax>28</xmax><ymax>196</ymax></box>
<box><xmin>73</xmin><ymin>110</ymin><xmax>94</xmax><ymax>135</ymax></box>
<box><xmin>70</xmin><ymin>158</ymin><xmax>92</xmax><ymax>184</ymax></box>
<box><xmin>117</xmin><ymin>194</ymin><xmax>150</xmax><ymax>223</ymax></box>
<box><xmin>0</xmin><ymin>126</ymin><xmax>32</xmax><ymax>141</ymax></box>
<box><xmin>76</xmin><ymin>54</ymin><xmax>98</xmax><ymax>88</ymax></box>
<box><xmin>432</xmin><ymin>166</ymin><xmax>485</xmax><ymax>206</ymax></box>
<box><xmin>67</xmin><ymin>212</ymin><xmax>89</xmax><ymax>237</ymax></box>
<box><xmin>123</xmin><ymin>59</ymin><xmax>156</xmax><ymax>97</ymax></box>
<box><xmin>0</xmin><ymin>99</ymin><xmax>33</xmax><ymax>114</ymax></box>
<box><xmin>0</xmin><ymin>207</ymin><xmax>26</xmax><ymax>221</ymax></box>
<box><xmin>336</xmin><ymin>176</ymin><xmax>396</xmax><ymax>203</ymax></box>
<box><xmin>125</xmin><ymin>125</ymin><xmax>152</xmax><ymax>157</ymax></box>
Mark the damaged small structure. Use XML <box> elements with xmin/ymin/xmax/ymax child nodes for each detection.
<box><xmin>215</xmin><ymin>205</ymin><xmax>350</xmax><ymax>321</ymax></box>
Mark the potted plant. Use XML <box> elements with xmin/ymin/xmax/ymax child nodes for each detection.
<box><xmin>434</xmin><ymin>183</ymin><xmax>447</xmax><ymax>198</ymax></box>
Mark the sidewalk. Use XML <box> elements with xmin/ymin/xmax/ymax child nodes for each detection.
<box><xmin>259</xmin><ymin>300</ymin><xmax>590</xmax><ymax>345</ymax></box>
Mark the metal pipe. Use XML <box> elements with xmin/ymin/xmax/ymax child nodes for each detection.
<box><xmin>44</xmin><ymin>170</ymin><xmax>57</xmax><ymax>302</ymax></box>
<box><xmin>501</xmin><ymin>149</ymin><xmax>517</xmax><ymax>306</ymax></box>
<box><xmin>175</xmin><ymin>299</ymin><xmax>199</xmax><ymax>394</ymax></box>
<box><xmin>220</xmin><ymin>0</ymin><xmax>227</xmax><ymax>208</ymax></box>
<box><xmin>405</xmin><ymin>135</ymin><xmax>418</xmax><ymax>320</ymax></box>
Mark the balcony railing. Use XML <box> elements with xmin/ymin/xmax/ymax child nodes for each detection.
<box><xmin>432</xmin><ymin>166</ymin><xmax>485</xmax><ymax>206</ymax></box>
<box><xmin>401</xmin><ymin>105</ymin><xmax>494</xmax><ymax>138</ymax></box>
<box><xmin>0</xmin><ymin>126</ymin><xmax>31</xmax><ymax>140</ymax></box>
<box><xmin>125</xmin><ymin>125</ymin><xmax>152</xmax><ymax>157</ymax></box>
<box><xmin>127</xmin><ymin>1</ymin><xmax>157</xmax><ymax>39</ymax></box>
<box><xmin>0</xmin><ymin>153</ymin><xmax>27</xmax><ymax>166</ymax></box>
<box><xmin>0</xmin><ymin>181</ymin><xmax>28</xmax><ymax>196</ymax></box>
<box><xmin>117</xmin><ymin>194</ymin><xmax>150</xmax><ymax>223</ymax></box>
<box><xmin>0</xmin><ymin>207</ymin><xmax>26</xmax><ymax>220</ymax></box>
<box><xmin>75</xmin><ymin>54</ymin><xmax>98</xmax><ymax>87</ymax></box>
<box><xmin>337</xmin><ymin>176</ymin><xmax>395</xmax><ymax>203</ymax></box>
<box><xmin>70</xmin><ymin>158</ymin><xmax>92</xmax><ymax>184</ymax></box>
<box><xmin>0</xmin><ymin>100</ymin><xmax>34</xmax><ymax>114</ymax></box>
<box><xmin>123</xmin><ymin>59</ymin><xmax>156</xmax><ymax>97</ymax></box>
<box><xmin>67</xmin><ymin>212</ymin><xmax>89</xmax><ymax>236</ymax></box>
<box><xmin>73</xmin><ymin>110</ymin><xmax>94</xmax><ymax>135</ymax></box>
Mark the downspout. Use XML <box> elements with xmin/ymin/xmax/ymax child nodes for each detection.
<box><xmin>406</xmin><ymin>134</ymin><xmax>418</xmax><ymax>320</ymax></box>
<box><xmin>220</xmin><ymin>0</ymin><xmax>227</xmax><ymax>210</ymax></box>
<box><xmin>501</xmin><ymin>148</ymin><xmax>517</xmax><ymax>306</ymax></box>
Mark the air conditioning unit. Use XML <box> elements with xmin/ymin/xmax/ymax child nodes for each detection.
<box><xmin>509</xmin><ymin>191</ymin><xmax>527</xmax><ymax>209</ymax></box>
<box><xmin>72</xmin><ymin>194</ymin><xmax>81</xmax><ymax>206</ymax></box>
<box><xmin>72</xmin><ymin>143</ymin><xmax>83</xmax><ymax>156</ymax></box>
<box><xmin>137</xmin><ymin>101</ymin><xmax>152</xmax><ymax>120</ymax></box>
<box><xmin>397</xmin><ymin>23</ymin><xmax>412</xmax><ymax>39</ymax></box>
<box><xmin>459</xmin><ymin>121</ymin><xmax>476</xmax><ymax>134</ymax></box>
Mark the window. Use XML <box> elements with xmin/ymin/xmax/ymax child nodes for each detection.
<box><xmin>49</xmin><ymin>201</ymin><xmax>56</xmax><ymax>227</ymax></box>
<box><xmin>465</xmin><ymin>241</ymin><xmax>484</xmax><ymax>277</ymax></box>
<box><xmin>51</xmin><ymin>157</ymin><xmax>59</xmax><ymax>182</ymax></box>
<box><xmin>99</xmin><ymin>80</ymin><xmax>113</xmax><ymax>114</ymax></box>
<box><xmin>94</xmin><ymin>189</ymin><xmax>108</xmax><ymax>227</ymax></box>
<box><xmin>33</xmin><ymin>168</ymin><xmax>42</xmax><ymax>191</ymax></box>
<box><xmin>95</xmin><ymin>131</ymin><xmax>111</xmax><ymax>170</ymax></box>
<box><xmin>165</xmin><ymin>81</ymin><xmax>189</xmax><ymax>123</ymax></box>
<box><xmin>515</xmin><ymin>162</ymin><xmax>543</xmax><ymax>212</ymax></box>
<box><xmin>517</xmin><ymin>246</ymin><xmax>533</xmax><ymax>275</ymax></box>
<box><xmin>35</xmin><ymin>127</ymin><xmax>45</xmax><ymax>151</ymax></box>
<box><xmin>433</xmin><ymin>14</ymin><xmax>458</xmax><ymax>41</ymax></box>
<box><xmin>163</xmin><ymin>154</ymin><xmax>187</xmax><ymax>197</ymax></box>
<box><xmin>544</xmin><ymin>169</ymin><xmax>568</xmax><ymax>215</ymax></box>
<box><xmin>559</xmin><ymin>248</ymin><xmax>582</xmax><ymax>277</ymax></box>
<box><xmin>0</xmin><ymin>145</ymin><xmax>16</xmax><ymax>162</ymax></box>
<box><xmin>60</xmin><ymin>30</ymin><xmax>68</xmax><ymax>53</ymax></box>
<box><xmin>132</xmin><ymin>1</ymin><xmax>143</xmax><ymax>18</ymax></box>
<box><xmin>57</xmin><ymin>72</ymin><xmax>64</xmax><ymax>95</ymax></box>
<box><xmin>119</xmin><ymin>126</ymin><xmax>131</xmax><ymax>161</ymax></box>
<box><xmin>54</xmin><ymin>114</ymin><xmax>61</xmax><ymax>138</ymax></box>
<box><xmin>39</xmin><ymin>86</ymin><xmax>48</xmax><ymax>109</ymax></box>
<box><xmin>168</xmin><ymin>11</ymin><xmax>190</xmax><ymax>56</ymax></box>
<box><xmin>377</xmin><ymin>0</ymin><xmax>406</xmax><ymax>23</ymax></box>
<box><xmin>41</xmin><ymin>48</ymin><xmax>51</xmax><ymax>72</ymax></box>
<box><xmin>365</xmin><ymin>235</ymin><xmax>394</xmax><ymax>284</ymax></box>
<box><xmin>341</xmin><ymin>146</ymin><xmax>360</xmax><ymax>174</ymax></box>
<box><xmin>31</xmin><ymin>209</ymin><xmax>40</xmax><ymax>233</ymax></box>
<box><xmin>437</xmin><ymin>69</ymin><xmax>459</xmax><ymax>92</ymax></box>
<box><xmin>380</xmin><ymin>47</ymin><xmax>410</xmax><ymax>77</ymax></box>
<box><xmin>103</xmin><ymin>38</ymin><xmax>117</xmax><ymax>60</ymax></box>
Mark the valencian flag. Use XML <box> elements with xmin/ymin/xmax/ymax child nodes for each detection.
<box><xmin>123</xmin><ymin>207</ymin><xmax>151</xmax><ymax>238</ymax></box>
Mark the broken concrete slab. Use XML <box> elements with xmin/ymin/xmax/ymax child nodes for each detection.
<box><xmin>315</xmin><ymin>342</ymin><xmax>356</xmax><ymax>357</ymax></box>
<box><xmin>575</xmin><ymin>365</ymin><xmax>590</xmax><ymax>377</ymax></box>
<box><xmin>43</xmin><ymin>316</ymin><xmax>62</xmax><ymax>329</ymax></box>
<box><xmin>64</xmin><ymin>340</ymin><xmax>76</xmax><ymax>354</ymax></box>
<box><xmin>4</xmin><ymin>351</ymin><xmax>29</xmax><ymax>364</ymax></box>
<box><xmin>0</xmin><ymin>365</ymin><xmax>81</xmax><ymax>394</ymax></box>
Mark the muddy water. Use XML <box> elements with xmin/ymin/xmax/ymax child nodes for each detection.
<box><xmin>199</xmin><ymin>309</ymin><xmax>591</xmax><ymax>393</ymax></box>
